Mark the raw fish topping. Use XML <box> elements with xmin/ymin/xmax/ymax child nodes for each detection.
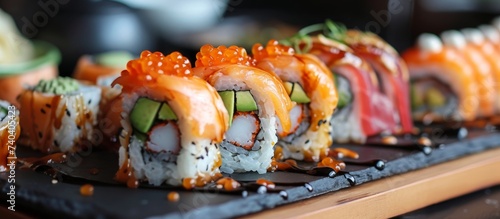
<box><xmin>195</xmin><ymin>45</ymin><xmax>254</xmax><ymax>67</ymax></box>
<box><xmin>252</xmin><ymin>40</ymin><xmax>295</xmax><ymax>60</ymax></box>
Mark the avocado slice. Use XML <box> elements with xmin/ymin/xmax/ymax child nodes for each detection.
<box><xmin>290</xmin><ymin>83</ymin><xmax>311</xmax><ymax>104</ymax></box>
<box><xmin>425</xmin><ymin>87</ymin><xmax>446</xmax><ymax>109</ymax></box>
<box><xmin>218</xmin><ymin>90</ymin><xmax>235</xmax><ymax>125</ymax></box>
<box><xmin>236</xmin><ymin>91</ymin><xmax>258</xmax><ymax>112</ymax></box>
<box><xmin>130</xmin><ymin>97</ymin><xmax>161</xmax><ymax>133</ymax></box>
<box><xmin>337</xmin><ymin>92</ymin><xmax>350</xmax><ymax>108</ymax></box>
<box><xmin>411</xmin><ymin>84</ymin><xmax>423</xmax><ymax>110</ymax></box>
<box><xmin>133</xmin><ymin>131</ymin><xmax>148</xmax><ymax>143</ymax></box>
<box><xmin>158</xmin><ymin>103</ymin><xmax>177</xmax><ymax>120</ymax></box>
<box><xmin>284</xmin><ymin>82</ymin><xmax>293</xmax><ymax>95</ymax></box>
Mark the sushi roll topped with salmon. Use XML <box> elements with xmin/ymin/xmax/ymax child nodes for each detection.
<box><xmin>112</xmin><ymin>51</ymin><xmax>229</xmax><ymax>188</ymax></box>
<box><xmin>281</xmin><ymin>25</ymin><xmax>398</xmax><ymax>143</ymax></box>
<box><xmin>403</xmin><ymin>33</ymin><xmax>478</xmax><ymax>122</ymax></box>
<box><xmin>252</xmin><ymin>39</ymin><xmax>338</xmax><ymax>162</ymax></box>
<box><xmin>194</xmin><ymin>44</ymin><xmax>293</xmax><ymax>174</ymax></box>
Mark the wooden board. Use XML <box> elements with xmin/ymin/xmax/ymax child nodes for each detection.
<box><xmin>243</xmin><ymin>147</ymin><xmax>500</xmax><ymax>218</ymax></box>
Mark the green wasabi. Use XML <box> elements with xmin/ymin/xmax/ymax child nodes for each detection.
<box><xmin>34</xmin><ymin>77</ymin><xmax>80</xmax><ymax>95</ymax></box>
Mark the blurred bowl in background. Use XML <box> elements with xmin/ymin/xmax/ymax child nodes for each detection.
<box><xmin>116</xmin><ymin>0</ymin><xmax>229</xmax><ymax>38</ymax></box>
<box><xmin>0</xmin><ymin>40</ymin><xmax>60</xmax><ymax>106</ymax></box>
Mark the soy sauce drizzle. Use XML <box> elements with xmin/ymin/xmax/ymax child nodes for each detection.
<box><xmin>19</xmin><ymin>153</ymin><xmax>67</xmax><ymax>169</ymax></box>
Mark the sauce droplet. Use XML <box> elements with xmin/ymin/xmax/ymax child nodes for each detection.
<box><xmin>274</xmin><ymin>146</ymin><xmax>284</xmax><ymax>161</ymax></box>
<box><xmin>304</xmin><ymin>183</ymin><xmax>313</xmax><ymax>192</ymax></box>
<box><xmin>80</xmin><ymin>184</ymin><xmax>94</xmax><ymax>196</ymax></box>
<box><xmin>344</xmin><ymin>174</ymin><xmax>356</xmax><ymax>186</ymax></box>
<box><xmin>89</xmin><ymin>168</ymin><xmax>100</xmax><ymax>175</ymax></box>
<box><xmin>422</xmin><ymin>146</ymin><xmax>432</xmax><ymax>155</ymax></box>
<box><xmin>279</xmin><ymin>191</ymin><xmax>288</xmax><ymax>200</ymax></box>
<box><xmin>257</xmin><ymin>186</ymin><xmax>267</xmax><ymax>194</ymax></box>
<box><xmin>317</xmin><ymin>157</ymin><xmax>345</xmax><ymax>171</ymax></box>
<box><xmin>241</xmin><ymin>190</ymin><xmax>249</xmax><ymax>198</ymax></box>
<box><xmin>256</xmin><ymin>178</ymin><xmax>275</xmax><ymax>189</ymax></box>
<box><xmin>167</xmin><ymin>192</ymin><xmax>180</xmax><ymax>202</ymax></box>
<box><xmin>417</xmin><ymin>136</ymin><xmax>432</xmax><ymax>147</ymax></box>
<box><xmin>216</xmin><ymin>177</ymin><xmax>241</xmax><ymax>191</ymax></box>
<box><xmin>329</xmin><ymin>147</ymin><xmax>359</xmax><ymax>159</ymax></box>
<box><xmin>381</xmin><ymin>136</ymin><xmax>398</xmax><ymax>145</ymax></box>
<box><xmin>375</xmin><ymin>160</ymin><xmax>385</xmax><ymax>170</ymax></box>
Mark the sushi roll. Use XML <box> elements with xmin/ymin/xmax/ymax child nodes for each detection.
<box><xmin>74</xmin><ymin>51</ymin><xmax>134</xmax><ymax>150</ymax></box>
<box><xmin>193</xmin><ymin>45</ymin><xmax>293</xmax><ymax>174</ymax></box>
<box><xmin>461</xmin><ymin>28</ymin><xmax>500</xmax><ymax>113</ymax></box>
<box><xmin>112</xmin><ymin>51</ymin><xmax>229</xmax><ymax>188</ymax></box>
<box><xmin>18</xmin><ymin>77</ymin><xmax>102</xmax><ymax>153</ymax></box>
<box><xmin>402</xmin><ymin>33</ymin><xmax>478</xmax><ymax>122</ymax></box>
<box><xmin>286</xmin><ymin>33</ymin><xmax>397</xmax><ymax>143</ymax></box>
<box><xmin>341</xmin><ymin>29</ymin><xmax>413</xmax><ymax>134</ymax></box>
<box><xmin>441</xmin><ymin>30</ymin><xmax>496</xmax><ymax>118</ymax></box>
<box><xmin>252</xmin><ymin>40</ymin><xmax>338</xmax><ymax>162</ymax></box>
<box><xmin>73</xmin><ymin>51</ymin><xmax>133</xmax><ymax>85</ymax></box>
<box><xmin>0</xmin><ymin>100</ymin><xmax>20</xmax><ymax>172</ymax></box>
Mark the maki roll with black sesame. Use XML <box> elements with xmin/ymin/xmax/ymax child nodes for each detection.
<box><xmin>112</xmin><ymin>51</ymin><xmax>229</xmax><ymax>188</ymax></box>
<box><xmin>252</xmin><ymin>40</ymin><xmax>338</xmax><ymax>162</ymax></box>
<box><xmin>74</xmin><ymin>51</ymin><xmax>134</xmax><ymax>85</ymax></box>
<box><xmin>193</xmin><ymin>45</ymin><xmax>293</xmax><ymax>174</ymax></box>
<box><xmin>73</xmin><ymin>51</ymin><xmax>135</xmax><ymax>150</ymax></box>
<box><xmin>0</xmin><ymin>100</ymin><xmax>20</xmax><ymax>172</ymax></box>
<box><xmin>18</xmin><ymin>77</ymin><xmax>101</xmax><ymax>153</ymax></box>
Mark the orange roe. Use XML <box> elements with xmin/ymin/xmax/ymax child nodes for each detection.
<box><xmin>195</xmin><ymin>45</ymin><xmax>254</xmax><ymax>67</ymax></box>
<box><xmin>112</xmin><ymin>50</ymin><xmax>192</xmax><ymax>88</ymax></box>
<box><xmin>252</xmin><ymin>39</ymin><xmax>295</xmax><ymax>61</ymax></box>
<box><xmin>80</xmin><ymin>184</ymin><xmax>94</xmax><ymax>196</ymax></box>
<box><xmin>167</xmin><ymin>192</ymin><xmax>180</xmax><ymax>202</ymax></box>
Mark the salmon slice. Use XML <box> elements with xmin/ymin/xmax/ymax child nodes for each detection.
<box><xmin>113</xmin><ymin>51</ymin><xmax>229</xmax><ymax>143</ymax></box>
<box><xmin>192</xmin><ymin>45</ymin><xmax>293</xmax><ymax>134</ymax></box>
<box><xmin>252</xmin><ymin>40</ymin><xmax>338</xmax><ymax>134</ymax></box>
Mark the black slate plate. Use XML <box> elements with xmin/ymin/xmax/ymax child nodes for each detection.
<box><xmin>1</xmin><ymin>129</ymin><xmax>500</xmax><ymax>219</ymax></box>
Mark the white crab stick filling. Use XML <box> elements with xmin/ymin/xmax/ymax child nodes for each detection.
<box><xmin>146</xmin><ymin>122</ymin><xmax>181</xmax><ymax>154</ymax></box>
<box><xmin>277</xmin><ymin>104</ymin><xmax>304</xmax><ymax>136</ymax></box>
<box><xmin>225</xmin><ymin>113</ymin><xmax>259</xmax><ymax>149</ymax></box>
